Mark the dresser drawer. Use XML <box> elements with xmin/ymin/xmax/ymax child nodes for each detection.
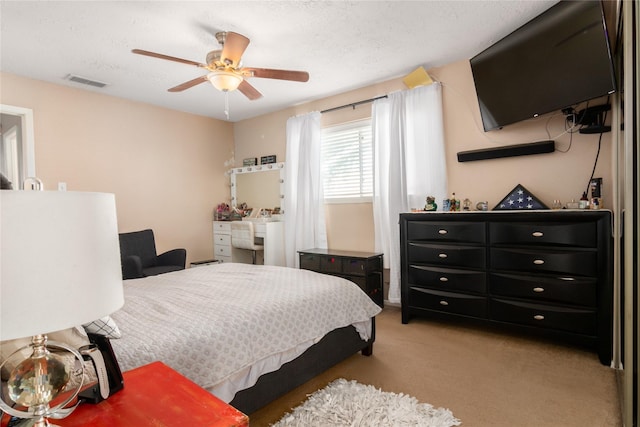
<box><xmin>408</xmin><ymin>287</ymin><xmax>487</xmax><ymax>318</ymax></box>
<box><xmin>407</xmin><ymin>221</ymin><xmax>486</xmax><ymax>244</ymax></box>
<box><xmin>408</xmin><ymin>243</ymin><xmax>485</xmax><ymax>268</ymax></box>
<box><xmin>213</xmin><ymin>221</ymin><xmax>231</xmax><ymax>234</ymax></box>
<box><xmin>491</xmin><ymin>298</ymin><xmax>596</xmax><ymax>335</ymax></box>
<box><xmin>490</xmin><ymin>273</ymin><xmax>597</xmax><ymax>307</ymax></box>
<box><xmin>342</xmin><ymin>257</ymin><xmax>381</xmax><ymax>275</ymax></box>
<box><xmin>342</xmin><ymin>259</ymin><xmax>367</xmax><ymax>275</ymax></box>
<box><xmin>490</xmin><ymin>247</ymin><xmax>597</xmax><ymax>276</ymax></box>
<box><xmin>215</xmin><ymin>245</ymin><xmax>232</xmax><ymax>257</ymax></box>
<box><xmin>347</xmin><ymin>275</ymin><xmax>383</xmax><ymax>304</ymax></box>
<box><xmin>490</xmin><ymin>222</ymin><xmax>596</xmax><ymax>247</ymax></box>
<box><xmin>408</xmin><ymin>265</ymin><xmax>486</xmax><ymax>294</ymax></box>
<box><xmin>299</xmin><ymin>253</ymin><xmax>321</xmax><ymax>271</ymax></box>
<box><xmin>214</xmin><ymin>234</ymin><xmax>231</xmax><ymax>246</ymax></box>
<box><xmin>320</xmin><ymin>256</ymin><xmax>343</xmax><ymax>273</ymax></box>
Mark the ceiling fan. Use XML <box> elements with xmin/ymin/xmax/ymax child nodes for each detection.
<box><xmin>132</xmin><ymin>31</ymin><xmax>309</xmax><ymax>101</ymax></box>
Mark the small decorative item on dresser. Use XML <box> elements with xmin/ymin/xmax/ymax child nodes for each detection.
<box><xmin>215</xmin><ymin>203</ymin><xmax>230</xmax><ymax>221</ymax></box>
<box><xmin>261</xmin><ymin>154</ymin><xmax>277</xmax><ymax>164</ymax></box>
<box><xmin>449</xmin><ymin>193</ymin><xmax>460</xmax><ymax>211</ymax></box>
<box><xmin>476</xmin><ymin>201</ymin><xmax>488</xmax><ymax>211</ymax></box>
<box><xmin>493</xmin><ymin>183</ymin><xmax>549</xmax><ymax>210</ymax></box>
<box><xmin>424</xmin><ymin>196</ymin><xmax>437</xmax><ymax>211</ymax></box>
<box><xmin>243</xmin><ymin>158</ymin><xmax>257</xmax><ymax>166</ymax></box>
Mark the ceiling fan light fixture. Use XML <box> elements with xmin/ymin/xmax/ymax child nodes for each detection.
<box><xmin>207</xmin><ymin>71</ymin><xmax>243</xmax><ymax>92</ymax></box>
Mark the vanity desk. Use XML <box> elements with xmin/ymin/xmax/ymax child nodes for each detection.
<box><xmin>216</xmin><ymin>162</ymin><xmax>286</xmax><ymax>266</ymax></box>
<box><xmin>213</xmin><ymin>219</ymin><xmax>285</xmax><ymax>266</ymax></box>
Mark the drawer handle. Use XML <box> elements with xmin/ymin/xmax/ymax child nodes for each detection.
<box><xmin>439</xmin><ymin>277</ymin><xmax>449</xmax><ymax>282</ymax></box>
<box><xmin>438</xmin><ymin>253</ymin><xmax>448</xmax><ymax>259</ymax></box>
<box><xmin>439</xmin><ymin>300</ymin><xmax>449</xmax><ymax>306</ymax></box>
<box><xmin>438</xmin><ymin>229</ymin><xmax>448</xmax><ymax>235</ymax></box>
<box><xmin>533</xmin><ymin>259</ymin><xmax>545</xmax><ymax>265</ymax></box>
<box><xmin>533</xmin><ymin>287</ymin><xmax>545</xmax><ymax>293</ymax></box>
<box><xmin>532</xmin><ymin>231</ymin><xmax>544</xmax><ymax>237</ymax></box>
<box><xmin>533</xmin><ymin>314</ymin><xmax>545</xmax><ymax>321</ymax></box>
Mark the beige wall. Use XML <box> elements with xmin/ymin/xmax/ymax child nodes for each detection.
<box><xmin>233</xmin><ymin>59</ymin><xmax>613</xmax><ymax>252</ymax></box>
<box><xmin>1</xmin><ymin>72</ymin><xmax>234</xmax><ymax>265</ymax></box>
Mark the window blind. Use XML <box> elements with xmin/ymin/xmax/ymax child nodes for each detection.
<box><xmin>321</xmin><ymin>119</ymin><xmax>373</xmax><ymax>201</ymax></box>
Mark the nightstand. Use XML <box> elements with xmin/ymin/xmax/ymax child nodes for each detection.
<box><xmin>3</xmin><ymin>361</ymin><xmax>249</xmax><ymax>427</ymax></box>
<box><xmin>298</xmin><ymin>248</ymin><xmax>384</xmax><ymax>307</ymax></box>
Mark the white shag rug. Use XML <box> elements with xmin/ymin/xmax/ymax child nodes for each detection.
<box><xmin>271</xmin><ymin>378</ymin><xmax>461</xmax><ymax>427</ymax></box>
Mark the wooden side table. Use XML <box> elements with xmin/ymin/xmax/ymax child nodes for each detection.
<box><xmin>298</xmin><ymin>248</ymin><xmax>384</xmax><ymax>307</ymax></box>
<box><xmin>2</xmin><ymin>361</ymin><xmax>249</xmax><ymax>427</ymax></box>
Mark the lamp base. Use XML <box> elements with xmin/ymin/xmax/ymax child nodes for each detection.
<box><xmin>0</xmin><ymin>336</ymin><xmax>84</xmax><ymax>427</ymax></box>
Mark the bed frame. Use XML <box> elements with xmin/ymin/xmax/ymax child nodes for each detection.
<box><xmin>229</xmin><ymin>318</ymin><xmax>376</xmax><ymax>414</ymax></box>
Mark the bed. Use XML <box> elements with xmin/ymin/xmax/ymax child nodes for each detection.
<box><xmin>108</xmin><ymin>262</ymin><xmax>382</xmax><ymax>414</ymax></box>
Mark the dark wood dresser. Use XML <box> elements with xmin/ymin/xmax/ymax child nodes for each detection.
<box><xmin>299</xmin><ymin>248</ymin><xmax>384</xmax><ymax>307</ymax></box>
<box><xmin>399</xmin><ymin>210</ymin><xmax>613</xmax><ymax>364</ymax></box>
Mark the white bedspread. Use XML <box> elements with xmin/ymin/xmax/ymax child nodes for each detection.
<box><xmin>109</xmin><ymin>263</ymin><xmax>381</xmax><ymax>402</ymax></box>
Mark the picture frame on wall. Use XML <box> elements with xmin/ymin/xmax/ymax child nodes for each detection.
<box><xmin>260</xmin><ymin>155</ymin><xmax>276</xmax><ymax>165</ymax></box>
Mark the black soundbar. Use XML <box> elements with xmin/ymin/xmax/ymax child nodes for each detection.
<box><xmin>457</xmin><ymin>140</ymin><xmax>555</xmax><ymax>162</ymax></box>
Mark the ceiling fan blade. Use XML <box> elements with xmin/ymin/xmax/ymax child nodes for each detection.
<box><xmin>168</xmin><ymin>76</ymin><xmax>209</xmax><ymax>92</ymax></box>
<box><xmin>238</xmin><ymin>80</ymin><xmax>263</xmax><ymax>100</ymax></box>
<box><xmin>221</xmin><ymin>32</ymin><xmax>250</xmax><ymax>67</ymax></box>
<box><xmin>132</xmin><ymin>49</ymin><xmax>205</xmax><ymax>68</ymax></box>
<box><xmin>244</xmin><ymin>67</ymin><xmax>309</xmax><ymax>82</ymax></box>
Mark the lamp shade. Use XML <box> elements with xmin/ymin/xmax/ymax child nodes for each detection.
<box><xmin>207</xmin><ymin>71</ymin><xmax>243</xmax><ymax>92</ymax></box>
<box><xmin>0</xmin><ymin>191</ymin><xmax>124</xmax><ymax>341</ymax></box>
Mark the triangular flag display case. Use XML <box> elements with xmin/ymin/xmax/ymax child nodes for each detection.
<box><xmin>493</xmin><ymin>184</ymin><xmax>549</xmax><ymax>210</ymax></box>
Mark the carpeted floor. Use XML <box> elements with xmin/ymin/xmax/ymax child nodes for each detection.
<box><xmin>249</xmin><ymin>306</ymin><xmax>621</xmax><ymax>427</ymax></box>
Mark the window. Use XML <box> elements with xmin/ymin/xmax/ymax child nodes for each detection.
<box><xmin>321</xmin><ymin>119</ymin><xmax>373</xmax><ymax>202</ymax></box>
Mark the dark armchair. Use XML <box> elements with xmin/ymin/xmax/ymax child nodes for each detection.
<box><xmin>118</xmin><ymin>229</ymin><xmax>186</xmax><ymax>280</ymax></box>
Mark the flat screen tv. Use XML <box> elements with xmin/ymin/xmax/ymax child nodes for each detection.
<box><xmin>470</xmin><ymin>0</ymin><xmax>616</xmax><ymax>132</ymax></box>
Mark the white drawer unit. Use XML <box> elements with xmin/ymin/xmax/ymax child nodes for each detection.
<box><xmin>212</xmin><ymin>219</ymin><xmax>286</xmax><ymax>266</ymax></box>
<box><xmin>213</xmin><ymin>221</ymin><xmax>232</xmax><ymax>263</ymax></box>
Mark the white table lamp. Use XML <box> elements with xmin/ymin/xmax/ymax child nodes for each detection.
<box><xmin>0</xmin><ymin>190</ymin><xmax>124</xmax><ymax>427</ymax></box>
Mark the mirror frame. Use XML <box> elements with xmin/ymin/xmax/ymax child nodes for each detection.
<box><xmin>229</xmin><ymin>162</ymin><xmax>285</xmax><ymax>209</ymax></box>
<box><xmin>1</xmin><ymin>104</ymin><xmax>36</xmax><ymax>189</ymax></box>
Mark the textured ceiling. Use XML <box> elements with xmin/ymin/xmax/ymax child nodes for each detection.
<box><xmin>0</xmin><ymin>1</ymin><xmax>557</xmax><ymax>122</ymax></box>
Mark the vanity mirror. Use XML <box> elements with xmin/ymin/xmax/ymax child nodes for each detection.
<box><xmin>1</xmin><ymin>104</ymin><xmax>36</xmax><ymax>190</ymax></box>
<box><xmin>230</xmin><ymin>162</ymin><xmax>284</xmax><ymax>212</ymax></box>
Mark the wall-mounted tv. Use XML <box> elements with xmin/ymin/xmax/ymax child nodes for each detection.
<box><xmin>470</xmin><ymin>0</ymin><xmax>616</xmax><ymax>132</ymax></box>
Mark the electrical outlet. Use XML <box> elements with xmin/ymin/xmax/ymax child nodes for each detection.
<box><xmin>58</xmin><ymin>182</ymin><xmax>67</xmax><ymax>191</ymax></box>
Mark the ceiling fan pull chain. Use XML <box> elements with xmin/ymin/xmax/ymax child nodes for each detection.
<box><xmin>224</xmin><ymin>91</ymin><xmax>230</xmax><ymax>121</ymax></box>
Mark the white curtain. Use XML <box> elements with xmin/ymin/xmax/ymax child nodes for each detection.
<box><xmin>284</xmin><ymin>111</ymin><xmax>327</xmax><ymax>267</ymax></box>
<box><xmin>372</xmin><ymin>83</ymin><xmax>447</xmax><ymax>304</ymax></box>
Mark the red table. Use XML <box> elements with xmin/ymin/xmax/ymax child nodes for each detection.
<box><xmin>2</xmin><ymin>361</ymin><xmax>249</xmax><ymax>427</ymax></box>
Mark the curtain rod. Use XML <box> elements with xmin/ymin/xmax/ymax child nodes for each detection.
<box><xmin>320</xmin><ymin>95</ymin><xmax>388</xmax><ymax>114</ymax></box>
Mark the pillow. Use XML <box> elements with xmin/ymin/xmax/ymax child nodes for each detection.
<box><xmin>82</xmin><ymin>316</ymin><xmax>122</xmax><ymax>339</ymax></box>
